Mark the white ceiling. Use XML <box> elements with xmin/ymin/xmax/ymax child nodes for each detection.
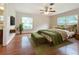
<box><xmin>9</xmin><ymin>3</ymin><xmax>79</xmax><ymax>15</ymax></box>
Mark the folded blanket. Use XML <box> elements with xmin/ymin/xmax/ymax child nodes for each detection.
<box><xmin>38</xmin><ymin>29</ymin><xmax>68</xmax><ymax>41</ymax></box>
<box><xmin>37</xmin><ymin>30</ymin><xmax>63</xmax><ymax>46</ymax></box>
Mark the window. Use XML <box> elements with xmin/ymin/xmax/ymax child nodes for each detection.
<box><xmin>57</xmin><ymin>17</ymin><xmax>66</xmax><ymax>25</ymax></box>
<box><xmin>66</xmin><ymin>16</ymin><xmax>77</xmax><ymax>25</ymax></box>
<box><xmin>22</xmin><ymin>17</ymin><xmax>33</xmax><ymax>30</ymax></box>
<box><xmin>57</xmin><ymin>15</ymin><xmax>78</xmax><ymax>25</ymax></box>
<box><xmin>0</xmin><ymin>16</ymin><xmax>4</xmax><ymax>21</ymax></box>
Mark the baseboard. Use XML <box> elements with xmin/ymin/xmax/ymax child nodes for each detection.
<box><xmin>6</xmin><ymin>33</ymin><xmax>16</xmax><ymax>45</ymax></box>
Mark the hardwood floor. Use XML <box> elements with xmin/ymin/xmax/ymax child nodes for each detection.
<box><xmin>0</xmin><ymin>34</ymin><xmax>36</xmax><ymax>55</ymax></box>
<box><xmin>0</xmin><ymin>34</ymin><xmax>79</xmax><ymax>55</ymax></box>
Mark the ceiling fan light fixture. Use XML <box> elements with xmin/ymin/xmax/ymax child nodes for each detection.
<box><xmin>40</xmin><ymin>3</ymin><xmax>55</xmax><ymax>15</ymax></box>
<box><xmin>44</xmin><ymin>12</ymin><xmax>49</xmax><ymax>15</ymax></box>
<box><xmin>0</xmin><ymin>6</ymin><xmax>4</xmax><ymax>10</ymax></box>
<box><xmin>0</xmin><ymin>3</ymin><xmax>5</xmax><ymax>11</ymax></box>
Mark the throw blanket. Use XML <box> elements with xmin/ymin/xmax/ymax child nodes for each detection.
<box><xmin>52</xmin><ymin>29</ymin><xmax>68</xmax><ymax>40</ymax></box>
<box><xmin>37</xmin><ymin>29</ymin><xmax>63</xmax><ymax>46</ymax></box>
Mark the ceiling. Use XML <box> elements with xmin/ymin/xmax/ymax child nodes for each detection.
<box><xmin>8</xmin><ymin>3</ymin><xmax>79</xmax><ymax>15</ymax></box>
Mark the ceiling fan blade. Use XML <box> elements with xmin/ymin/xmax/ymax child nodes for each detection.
<box><xmin>49</xmin><ymin>10</ymin><xmax>56</xmax><ymax>12</ymax></box>
<box><xmin>49</xmin><ymin>8</ymin><xmax>52</xmax><ymax>10</ymax></box>
<box><xmin>50</xmin><ymin>3</ymin><xmax>54</xmax><ymax>5</ymax></box>
<box><xmin>40</xmin><ymin>10</ymin><xmax>43</xmax><ymax>11</ymax></box>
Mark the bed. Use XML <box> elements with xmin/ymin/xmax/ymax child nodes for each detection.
<box><xmin>37</xmin><ymin>28</ymin><xmax>75</xmax><ymax>46</ymax></box>
<box><xmin>52</xmin><ymin>28</ymin><xmax>75</xmax><ymax>39</ymax></box>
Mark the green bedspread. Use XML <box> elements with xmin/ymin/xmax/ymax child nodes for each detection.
<box><xmin>37</xmin><ymin>29</ymin><xmax>63</xmax><ymax>46</ymax></box>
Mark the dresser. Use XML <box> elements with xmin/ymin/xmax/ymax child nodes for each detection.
<box><xmin>0</xmin><ymin>30</ymin><xmax>3</xmax><ymax>44</ymax></box>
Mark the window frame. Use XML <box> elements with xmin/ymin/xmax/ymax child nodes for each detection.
<box><xmin>57</xmin><ymin>15</ymin><xmax>78</xmax><ymax>26</ymax></box>
<box><xmin>21</xmin><ymin>16</ymin><xmax>33</xmax><ymax>30</ymax></box>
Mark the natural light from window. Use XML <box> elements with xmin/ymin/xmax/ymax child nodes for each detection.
<box><xmin>22</xmin><ymin>17</ymin><xmax>33</xmax><ymax>30</ymax></box>
<box><xmin>57</xmin><ymin>15</ymin><xmax>78</xmax><ymax>26</ymax></box>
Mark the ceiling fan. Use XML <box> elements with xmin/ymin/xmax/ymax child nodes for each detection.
<box><xmin>40</xmin><ymin>3</ymin><xmax>56</xmax><ymax>14</ymax></box>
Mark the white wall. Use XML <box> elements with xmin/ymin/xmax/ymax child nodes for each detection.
<box><xmin>3</xmin><ymin>4</ymin><xmax>16</xmax><ymax>46</ymax></box>
<box><xmin>49</xmin><ymin>15</ymin><xmax>57</xmax><ymax>28</ymax></box>
<box><xmin>50</xmin><ymin>8</ymin><xmax>79</xmax><ymax>34</ymax></box>
<box><xmin>3</xmin><ymin>4</ymin><xmax>50</xmax><ymax>46</ymax></box>
<box><xmin>16</xmin><ymin>12</ymin><xmax>50</xmax><ymax>33</ymax></box>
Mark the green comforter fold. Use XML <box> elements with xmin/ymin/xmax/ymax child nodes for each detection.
<box><xmin>37</xmin><ymin>29</ymin><xmax>63</xmax><ymax>46</ymax></box>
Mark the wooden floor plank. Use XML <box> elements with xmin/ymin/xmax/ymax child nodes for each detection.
<box><xmin>0</xmin><ymin>34</ymin><xmax>79</xmax><ymax>55</ymax></box>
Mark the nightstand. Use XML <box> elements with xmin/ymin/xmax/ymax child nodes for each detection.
<box><xmin>75</xmin><ymin>34</ymin><xmax>79</xmax><ymax>40</ymax></box>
